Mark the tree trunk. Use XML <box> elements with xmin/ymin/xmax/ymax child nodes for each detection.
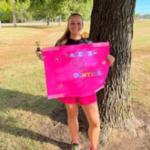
<box><xmin>20</xmin><ymin>9</ymin><xmax>23</xmax><ymax>23</ymax></box>
<box><xmin>89</xmin><ymin>0</ymin><xmax>139</xmax><ymax>144</ymax></box>
<box><xmin>47</xmin><ymin>17</ymin><xmax>50</xmax><ymax>26</ymax></box>
<box><xmin>12</xmin><ymin>0</ymin><xmax>17</xmax><ymax>27</ymax></box>
<box><xmin>59</xmin><ymin>15</ymin><xmax>61</xmax><ymax>26</ymax></box>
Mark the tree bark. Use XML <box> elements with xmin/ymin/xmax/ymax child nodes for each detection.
<box><xmin>12</xmin><ymin>0</ymin><xmax>17</xmax><ymax>27</ymax></box>
<box><xmin>90</xmin><ymin>0</ymin><xmax>136</xmax><ymax>129</ymax></box>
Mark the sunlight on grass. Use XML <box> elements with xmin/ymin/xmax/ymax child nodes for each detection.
<box><xmin>132</xmin><ymin>20</ymin><xmax>150</xmax><ymax>50</ymax></box>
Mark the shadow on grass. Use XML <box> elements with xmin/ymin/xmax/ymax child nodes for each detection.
<box><xmin>0</xmin><ymin>88</ymin><xmax>71</xmax><ymax>149</ymax></box>
<box><xmin>0</xmin><ymin>88</ymin><xmax>67</xmax><ymax>123</ymax></box>
<box><xmin>1</xmin><ymin>25</ymin><xmax>58</xmax><ymax>29</ymax></box>
<box><xmin>0</xmin><ymin>124</ymin><xmax>71</xmax><ymax>150</ymax></box>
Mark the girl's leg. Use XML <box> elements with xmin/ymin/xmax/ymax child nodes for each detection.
<box><xmin>81</xmin><ymin>102</ymin><xmax>100</xmax><ymax>150</ymax></box>
<box><xmin>65</xmin><ymin>103</ymin><xmax>79</xmax><ymax>144</ymax></box>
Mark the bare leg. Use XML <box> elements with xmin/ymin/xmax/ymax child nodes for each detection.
<box><xmin>81</xmin><ymin>102</ymin><xmax>100</xmax><ymax>150</ymax></box>
<box><xmin>65</xmin><ymin>103</ymin><xmax>79</xmax><ymax>144</ymax></box>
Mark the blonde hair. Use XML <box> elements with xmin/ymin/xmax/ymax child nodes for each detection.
<box><xmin>56</xmin><ymin>13</ymin><xmax>83</xmax><ymax>46</ymax></box>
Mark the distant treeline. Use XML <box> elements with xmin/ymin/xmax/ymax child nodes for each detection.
<box><xmin>135</xmin><ymin>14</ymin><xmax>150</xmax><ymax>19</ymax></box>
<box><xmin>0</xmin><ymin>0</ymin><xmax>93</xmax><ymax>25</ymax></box>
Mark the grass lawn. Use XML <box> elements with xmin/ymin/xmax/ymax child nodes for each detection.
<box><xmin>0</xmin><ymin>20</ymin><xmax>150</xmax><ymax>150</ymax></box>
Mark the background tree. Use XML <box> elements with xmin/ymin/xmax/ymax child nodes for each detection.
<box><xmin>30</xmin><ymin>0</ymin><xmax>57</xmax><ymax>26</ymax></box>
<box><xmin>3</xmin><ymin>0</ymin><xmax>30</xmax><ymax>26</ymax></box>
<box><xmin>16</xmin><ymin>2</ymin><xmax>31</xmax><ymax>22</ymax></box>
<box><xmin>30</xmin><ymin>0</ymin><xmax>92</xmax><ymax>25</ymax></box>
<box><xmin>54</xmin><ymin>0</ymin><xmax>70</xmax><ymax>26</ymax></box>
<box><xmin>0</xmin><ymin>8</ymin><xmax>2</xmax><ymax>28</ymax></box>
<box><xmin>135</xmin><ymin>14</ymin><xmax>150</xmax><ymax>19</ymax></box>
<box><xmin>0</xmin><ymin>0</ymin><xmax>12</xmax><ymax>23</ymax></box>
<box><xmin>143</xmin><ymin>14</ymin><xmax>150</xmax><ymax>19</ymax></box>
<box><xmin>134</xmin><ymin>13</ymin><xmax>141</xmax><ymax>19</ymax></box>
<box><xmin>66</xmin><ymin>0</ymin><xmax>92</xmax><ymax>21</ymax></box>
<box><xmin>11</xmin><ymin>0</ymin><xmax>16</xmax><ymax>27</ymax></box>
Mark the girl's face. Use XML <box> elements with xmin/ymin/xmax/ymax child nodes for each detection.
<box><xmin>68</xmin><ymin>15</ymin><xmax>83</xmax><ymax>36</ymax></box>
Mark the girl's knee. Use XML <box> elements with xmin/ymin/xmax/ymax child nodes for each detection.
<box><xmin>68</xmin><ymin>114</ymin><xmax>78</xmax><ymax>120</ymax></box>
<box><xmin>67</xmin><ymin>111</ymin><xmax>78</xmax><ymax>120</ymax></box>
<box><xmin>90</xmin><ymin>119</ymin><xmax>100</xmax><ymax>128</ymax></box>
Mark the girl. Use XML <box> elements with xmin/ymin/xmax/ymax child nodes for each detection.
<box><xmin>36</xmin><ymin>13</ymin><xmax>115</xmax><ymax>150</ymax></box>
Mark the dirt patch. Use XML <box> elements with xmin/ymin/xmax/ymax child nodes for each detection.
<box><xmin>47</xmin><ymin>102</ymin><xmax>150</xmax><ymax>150</ymax></box>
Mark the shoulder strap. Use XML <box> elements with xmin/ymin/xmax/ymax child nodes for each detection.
<box><xmin>82</xmin><ymin>38</ymin><xmax>93</xmax><ymax>44</ymax></box>
<box><xmin>82</xmin><ymin>38</ymin><xmax>88</xmax><ymax>44</ymax></box>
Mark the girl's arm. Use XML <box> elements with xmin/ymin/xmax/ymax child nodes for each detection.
<box><xmin>35</xmin><ymin>51</ymin><xmax>45</xmax><ymax>61</ymax></box>
<box><xmin>36</xmin><ymin>42</ymin><xmax>58</xmax><ymax>61</ymax></box>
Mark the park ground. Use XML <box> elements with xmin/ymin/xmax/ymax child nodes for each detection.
<box><xmin>0</xmin><ymin>20</ymin><xmax>150</xmax><ymax>150</ymax></box>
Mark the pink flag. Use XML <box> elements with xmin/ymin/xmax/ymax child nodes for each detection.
<box><xmin>42</xmin><ymin>42</ymin><xmax>110</xmax><ymax>99</ymax></box>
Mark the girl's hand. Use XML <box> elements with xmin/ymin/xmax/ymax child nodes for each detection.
<box><xmin>35</xmin><ymin>51</ymin><xmax>45</xmax><ymax>61</ymax></box>
<box><xmin>107</xmin><ymin>54</ymin><xmax>115</xmax><ymax>67</ymax></box>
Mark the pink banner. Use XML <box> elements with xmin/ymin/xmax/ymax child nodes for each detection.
<box><xmin>42</xmin><ymin>42</ymin><xmax>110</xmax><ymax>99</ymax></box>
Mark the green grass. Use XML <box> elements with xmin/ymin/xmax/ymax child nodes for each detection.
<box><xmin>132</xmin><ymin>20</ymin><xmax>150</xmax><ymax>50</ymax></box>
<box><xmin>0</xmin><ymin>20</ymin><xmax>150</xmax><ymax>150</ymax></box>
